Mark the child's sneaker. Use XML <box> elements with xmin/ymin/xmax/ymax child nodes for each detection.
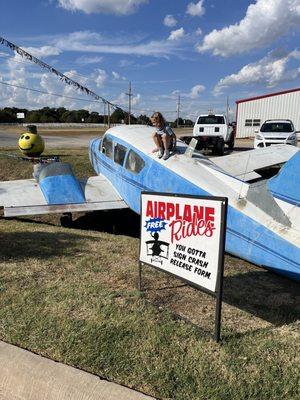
<box><xmin>157</xmin><ymin>149</ymin><xmax>164</xmax><ymax>158</ymax></box>
<box><xmin>163</xmin><ymin>150</ymin><xmax>170</xmax><ymax>160</ymax></box>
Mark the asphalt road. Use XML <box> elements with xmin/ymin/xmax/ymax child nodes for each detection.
<box><xmin>0</xmin><ymin>129</ymin><xmax>98</xmax><ymax>149</ymax></box>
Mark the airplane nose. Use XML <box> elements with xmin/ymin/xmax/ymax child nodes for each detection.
<box><xmin>89</xmin><ymin>138</ymin><xmax>101</xmax><ymax>174</ymax></box>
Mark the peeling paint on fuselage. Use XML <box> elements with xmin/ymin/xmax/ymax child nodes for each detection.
<box><xmin>89</xmin><ymin>133</ymin><xmax>300</xmax><ymax>282</ymax></box>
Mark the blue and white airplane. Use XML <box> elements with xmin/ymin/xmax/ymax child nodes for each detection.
<box><xmin>0</xmin><ymin>125</ymin><xmax>299</xmax><ymax>281</ymax></box>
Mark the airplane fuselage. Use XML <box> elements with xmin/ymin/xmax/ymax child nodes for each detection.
<box><xmin>89</xmin><ymin>126</ymin><xmax>300</xmax><ymax>282</ymax></box>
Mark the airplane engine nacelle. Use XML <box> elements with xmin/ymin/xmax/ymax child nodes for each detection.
<box><xmin>36</xmin><ymin>162</ymin><xmax>85</xmax><ymax>205</ymax></box>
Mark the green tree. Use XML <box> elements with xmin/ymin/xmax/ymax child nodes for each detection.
<box><xmin>56</xmin><ymin>107</ymin><xmax>67</xmax><ymax>122</ymax></box>
<box><xmin>111</xmin><ymin>109</ymin><xmax>126</xmax><ymax>123</ymax></box>
<box><xmin>87</xmin><ymin>112</ymin><xmax>103</xmax><ymax>123</ymax></box>
<box><xmin>25</xmin><ymin>111</ymin><xmax>41</xmax><ymax>123</ymax></box>
<box><xmin>0</xmin><ymin>109</ymin><xmax>17</xmax><ymax>123</ymax></box>
<box><xmin>76</xmin><ymin>109</ymin><xmax>90</xmax><ymax>122</ymax></box>
<box><xmin>136</xmin><ymin>114</ymin><xmax>151</xmax><ymax>125</ymax></box>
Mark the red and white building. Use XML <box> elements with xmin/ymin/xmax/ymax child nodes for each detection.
<box><xmin>235</xmin><ymin>87</ymin><xmax>300</xmax><ymax>138</ymax></box>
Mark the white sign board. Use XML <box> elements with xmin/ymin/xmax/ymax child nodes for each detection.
<box><xmin>139</xmin><ymin>193</ymin><xmax>227</xmax><ymax>293</ymax></box>
<box><xmin>17</xmin><ymin>113</ymin><xmax>25</xmax><ymax>119</ymax></box>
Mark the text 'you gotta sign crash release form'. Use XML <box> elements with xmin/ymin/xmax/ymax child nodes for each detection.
<box><xmin>140</xmin><ymin>193</ymin><xmax>227</xmax><ymax>294</ymax></box>
<box><xmin>139</xmin><ymin>192</ymin><xmax>227</xmax><ymax>341</ymax></box>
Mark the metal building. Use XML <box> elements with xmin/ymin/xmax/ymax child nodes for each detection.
<box><xmin>235</xmin><ymin>88</ymin><xmax>300</xmax><ymax>138</ymax></box>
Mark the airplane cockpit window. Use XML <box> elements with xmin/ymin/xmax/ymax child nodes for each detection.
<box><xmin>125</xmin><ymin>150</ymin><xmax>145</xmax><ymax>174</ymax></box>
<box><xmin>102</xmin><ymin>136</ymin><xmax>113</xmax><ymax>159</ymax></box>
<box><xmin>114</xmin><ymin>143</ymin><xmax>127</xmax><ymax>166</ymax></box>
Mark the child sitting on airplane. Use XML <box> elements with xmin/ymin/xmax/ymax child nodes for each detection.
<box><xmin>151</xmin><ymin>112</ymin><xmax>176</xmax><ymax>160</ymax></box>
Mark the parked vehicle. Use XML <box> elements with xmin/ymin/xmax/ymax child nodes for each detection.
<box><xmin>254</xmin><ymin>119</ymin><xmax>297</xmax><ymax>148</ymax></box>
<box><xmin>192</xmin><ymin>114</ymin><xmax>235</xmax><ymax>155</ymax></box>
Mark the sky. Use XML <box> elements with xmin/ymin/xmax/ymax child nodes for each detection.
<box><xmin>0</xmin><ymin>0</ymin><xmax>299</xmax><ymax>121</ymax></box>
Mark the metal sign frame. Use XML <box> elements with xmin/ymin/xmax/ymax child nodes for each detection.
<box><xmin>138</xmin><ymin>192</ymin><xmax>227</xmax><ymax>342</ymax></box>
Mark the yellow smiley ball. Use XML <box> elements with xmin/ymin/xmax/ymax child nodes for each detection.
<box><xmin>18</xmin><ymin>132</ymin><xmax>45</xmax><ymax>157</ymax></box>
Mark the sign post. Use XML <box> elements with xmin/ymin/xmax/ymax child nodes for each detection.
<box><xmin>139</xmin><ymin>192</ymin><xmax>227</xmax><ymax>342</ymax></box>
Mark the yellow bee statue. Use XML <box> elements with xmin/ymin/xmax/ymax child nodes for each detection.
<box><xmin>18</xmin><ymin>125</ymin><xmax>45</xmax><ymax>157</ymax></box>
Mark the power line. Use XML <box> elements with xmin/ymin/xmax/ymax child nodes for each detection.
<box><xmin>0</xmin><ymin>80</ymin><xmax>102</xmax><ymax>103</ymax></box>
<box><xmin>0</xmin><ymin>36</ymin><xmax>123</xmax><ymax>112</ymax></box>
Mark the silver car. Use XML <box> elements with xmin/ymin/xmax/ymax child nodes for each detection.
<box><xmin>254</xmin><ymin>119</ymin><xmax>297</xmax><ymax>148</ymax></box>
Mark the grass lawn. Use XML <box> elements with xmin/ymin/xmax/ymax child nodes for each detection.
<box><xmin>0</xmin><ymin>148</ymin><xmax>299</xmax><ymax>399</ymax></box>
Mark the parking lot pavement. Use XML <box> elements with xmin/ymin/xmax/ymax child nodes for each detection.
<box><xmin>0</xmin><ymin>341</ymin><xmax>156</xmax><ymax>400</ymax></box>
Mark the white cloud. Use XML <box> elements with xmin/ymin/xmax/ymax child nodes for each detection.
<box><xmin>53</xmin><ymin>30</ymin><xmax>186</xmax><ymax>58</ymax></box>
<box><xmin>186</xmin><ymin>1</ymin><xmax>205</xmax><ymax>17</ymax></box>
<box><xmin>188</xmin><ymin>84</ymin><xmax>205</xmax><ymax>98</ymax></box>
<box><xmin>24</xmin><ymin>46</ymin><xmax>62</xmax><ymax>58</ymax></box>
<box><xmin>168</xmin><ymin>28</ymin><xmax>185</xmax><ymax>41</ymax></box>
<box><xmin>0</xmin><ymin>49</ymin><xmax>110</xmax><ymax>110</ymax></box>
<box><xmin>0</xmin><ymin>52</ymin><xmax>10</xmax><ymax>58</ymax></box>
<box><xmin>76</xmin><ymin>55</ymin><xmax>104</xmax><ymax>64</ymax></box>
<box><xmin>197</xmin><ymin>0</ymin><xmax>300</xmax><ymax>57</ymax></box>
<box><xmin>58</xmin><ymin>0</ymin><xmax>148</xmax><ymax>15</ymax></box>
<box><xmin>158</xmin><ymin>84</ymin><xmax>205</xmax><ymax>100</ymax></box>
<box><xmin>214</xmin><ymin>49</ymin><xmax>300</xmax><ymax>95</ymax></box>
<box><xmin>195</xmin><ymin>28</ymin><xmax>202</xmax><ymax>36</ymax></box>
<box><xmin>91</xmin><ymin>68</ymin><xmax>108</xmax><ymax>87</ymax></box>
<box><xmin>164</xmin><ymin>14</ymin><xmax>177</xmax><ymax>27</ymax></box>
<box><xmin>113</xmin><ymin>92</ymin><xmax>141</xmax><ymax>107</ymax></box>
<box><xmin>112</xmin><ymin>71</ymin><xmax>120</xmax><ymax>79</ymax></box>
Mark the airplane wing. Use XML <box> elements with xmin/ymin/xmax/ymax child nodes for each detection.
<box><xmin>0</xmin><ymin>169</ymin><xmax>128</xmax><ymax>218</ymax></box>
<box><xmin>212</xmin><ymin>145</ymin><xmax>299</xmax><ymax>181</ymax></box>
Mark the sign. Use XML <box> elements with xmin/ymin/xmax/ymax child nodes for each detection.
<box><xmin>139</xmin><ymin>192</ymin><xmax>227</xmax><ymax>341</ymax></box>
<box><xmin>140</xmin><ymin>193</ymin><xmax>227</xmax><ymax>293</ymax></box>
<box><xmin>17</xmin><ymin>113</ymin><xmax>25</xmax><ymax>119</ymax></box>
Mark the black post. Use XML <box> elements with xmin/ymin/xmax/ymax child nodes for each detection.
<box><xmin>214</xmin><ymin>286</ymin><xmax>223</xmax><ymax>342</ymax></box>
<box><xmin>213</xmin><ymin>199</ymin><xmax>227</xmax><ymax>342</ymax></box>
<box><xmin>137</xmin><ymin>262</ymin><xmax>142</xmax><ymax>291</ymax></box>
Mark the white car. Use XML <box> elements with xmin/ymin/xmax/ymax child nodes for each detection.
<box><xmin>254</xmin><ymin>119</ymin><xmax>297</xmax><ymax>148</ymax></box>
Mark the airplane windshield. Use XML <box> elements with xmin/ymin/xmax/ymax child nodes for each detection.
<box><xmin>102</xmin><ymin>136</ymin><xmax>113</xmax><ymax>159</ymax></box>
<box><xmin>125</xmin><ymin>150</ymin><xmax>145</xmax><ymax>174</ymax></box>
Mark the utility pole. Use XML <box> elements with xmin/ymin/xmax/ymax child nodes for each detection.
<box><xmin>126</xmin><ymin>81</ymin><xmax>133</xmax><ymax>125</ymax></box>
<box><xmin>107</xmin><ymin>102</ymin><xmax>110</xmax><ymax>128</ymax></box>
<box><xmin>226</xmin><ymin>95</ymin><xmax>229</xmax><ymax>124</ymax></box>
<box><xmin>103</xmin><ymin>102</ymin><xmax>106</xmax><ymax>125</ymax></box>
<box><xmin>176</xmin><ymin>95</ymin><xmax>181</xmax><ymax>128</ymax></box>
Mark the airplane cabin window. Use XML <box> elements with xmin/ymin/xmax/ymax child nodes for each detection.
<box><xmin>102</xmin><ymin>136</ymin><xmax>113</xmax><ymax>159</ymax></box>
<box><xmin>125</xmin><ymin>150</ymin><xmax>145</xmax><ymax>174</ymax></box>
<box><xmin>114</xmin><ymin>143</ymin><xmax>127</xmax><ymax>166</ymax></box>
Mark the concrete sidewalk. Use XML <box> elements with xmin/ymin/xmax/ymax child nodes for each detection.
<box><xmin>0</xmin><ymin>341</ymin><xmax>156</xmax><ymax>400</ymax></box>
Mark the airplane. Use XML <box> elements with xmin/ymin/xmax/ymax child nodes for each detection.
<box><xmin>0</xmin><ymin>125</ymin><xmax>299</xmax><ymax>282</ymax></box>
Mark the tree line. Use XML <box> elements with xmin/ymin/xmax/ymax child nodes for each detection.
<box><xmin>0</xmin><ymin>107</ymin><xmax>194</xmax><ymax>127</ymax></box>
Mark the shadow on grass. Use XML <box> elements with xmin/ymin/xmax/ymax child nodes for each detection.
<box><xmin>0</xmin><ymin>230</ymin><xmax>98</xmax><ymax>261</ymax></box>
<box><xmin>72</xmin><ymin>209</ymin><xmax>300</xmax><ymax>329</ymax></box>
<box><xmin>223</xmin><ymin>269</ymin><xmax>300</xmax><ymax>326</ymax></box>
<box><xmin>73</xmin><ymin>209</ymin><xmax>140</xmax><ymax>237</ymax></box>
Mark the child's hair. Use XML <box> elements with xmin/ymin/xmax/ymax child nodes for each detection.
<box><xmin>151</xmin><ymin>111</ymin><xmax>165</xmax><ymax>127</ymax></box>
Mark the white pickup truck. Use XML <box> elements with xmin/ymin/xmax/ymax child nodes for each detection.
<box><xmin>192</xmin><ymin>114</ymin><xmax>235</xmax><ymax>155</ymax></box>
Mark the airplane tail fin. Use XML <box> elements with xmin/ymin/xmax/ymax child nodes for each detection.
<box><xmin>267</xmin><ymin>149</ymin><xmax>300</xmax><ymax>206</ymax></box>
